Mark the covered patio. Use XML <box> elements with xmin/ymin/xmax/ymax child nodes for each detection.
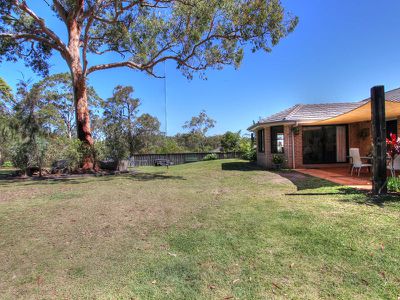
<box><xmin>296</xmin><ymin>167</ymin><xmax>372</xmax><ymax>190</ymax></box>
<box><xmin>252</xmin><ymin>86</ymin><xmax>400</xmax><ymax>194</ymax></box>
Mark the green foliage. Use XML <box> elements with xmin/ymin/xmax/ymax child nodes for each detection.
<box><xmin>203</xmin><ymin>153</ymin><xmax>218</xmax><ymax>161</ymax></box>
<box><xmin>11</xmin><ymin>141</ymin><xmax>30</xmax><ymax>172</ymax></box>
<box><xmin>32</xmin><ymin>136</ymin><xmax>49</xmax><ymax>170</ymax></box>
<box><xmin>102</xmin><ymin>85</ymin><xmax>162</xmax><ymax>157</ymax></box>
<box><xmin>1</xmin><ymin>0</ymin><xmax>297</xmax><ymax>159</ymax></box>
<box><xmin>1</xmin><ymin>161</ymin><xmax>13</xmax><ymax>168</ymax></box>
<box><xmin>35</xmin><ymin>73</ymin><xmax>101</xmax><ymax>138</ymax></box>
<box><xmin>221</xmin><ymin>131</ymin><xmax>241</xmax><ymax>152</ymax></box>
<box><xmin>0</xmin><ymin>77</ymin><xmax>15</xmax><ymax>164</ymax></box>
<box><xmin>157</xmin><ymin>138</ymin><xmax>186</xmax><ymax>154</ymax></box>
<box><xmin>0</xmin><ymin>1</ymin><xmax>298</xmax><ymax>78</ymax></box>
<box><xmin>43</xmin><ymin>136</ymin><xmax>104</xmax><ymax>171</ymax></box>
<box><xmin>182</xmin><ymin>110</ymin><xmax>216</xmax><ymax>152</ymax></box>
<box><xmin>63</xmin><ymin>139</ymin><xmax>85</xmax><ymax>170</ymax></box>
<box><xmin>9</xmin><ymin>80</ymin><xmax>49</xmax><ymax>174</ymax></box>
<box><xmin>183</xmin><ymin>110</ymin><xmax>216</xmax><ymax>136</ymax></box>
<box><xmin>272</xmin><ymin>154</ymin><xmax>284</xmax><ymax>165</ymax></box>
<box><xmin>0</xmin><ymin>77</ymin><xmax>13</xmax><ymax>109</ymax></box>
<box><xmin>45</xmin><ymin>137</ymin><xmax>85</xmax><ymax>170</ymax></box>
<box><xmin>102</xmin><ymin>85</ymin><xmax>140</xmax><ymax>160</ymax></box>
<box><xmin>388</xmin><ymin>176</ymin><xmax>400</xmax><ymax>193</ymax></box>
<box><xmin>11</xmin><ymin>135</ymin><xmax>49</xmax><ymax>174</ymax></box>
<box><xmin>133</xmin><ymin>113</ymin><xmax>162</xmax><ymax>154</ymax></box>
<box><xmin>240</xmin><ymin>139</ymin><xmax>256</xmax><ymax>161</ymax></box>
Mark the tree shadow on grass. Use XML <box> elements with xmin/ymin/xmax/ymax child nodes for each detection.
<box><xmin>0</xmin><ymin>171</ymin><xmax>185</xmax><ymax>187</ymax></box>
<box><xmin>221</xmin><ymin>161</ymin><xmax>261</xmax><ymax>171</ymax></box>
<box><xmin>123</xmin><ymin>172</ymin><xmax>186</xmax><ymax>182</ymax></box>
<box><xmin>277</xmin><ymin>170</ymin><xmax>339</xmax><ymax>191</ymax></box>
<box><xmin>277</xmin><ymin>170</ymin><xmax>399</xmax><ymax>207</ymax></box>
<box><xmin>338</xmin><ymin>193</ymin><xmax>400</xmax><ymax>207</ymax></box>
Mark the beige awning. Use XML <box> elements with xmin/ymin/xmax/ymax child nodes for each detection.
<box><xmin>311</xmin><ymin>100</ymin><xmax>400</xmax><ymax>125</ymax></box>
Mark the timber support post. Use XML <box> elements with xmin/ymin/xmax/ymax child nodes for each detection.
<box><xmin>371</xmin><ymin>85</ymin><xmax>387</xmax><ymax>195</ymax></box>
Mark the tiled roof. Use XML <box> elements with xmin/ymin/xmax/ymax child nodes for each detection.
<box><xmin>360</xmin><ymin>87</ymin><xmax>400</xmax><ymax>103</ymax></box>
<box><xmin>260</xmin><ymin>102</ymin><xmax>363</xmax><ymax>123</ymax></box>
<box><xmin>257</xmin><ymin>87</ymin><xmax>400</xmax><ymax>125</ymax></box>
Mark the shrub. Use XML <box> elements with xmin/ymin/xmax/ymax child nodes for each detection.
<box><xmin>203</xmin><ymin>153</ymin><xmax>218</xmax><ymax>161</ymax></box>
<box><xmin>388</xmin><ymin>176</ymin><xmax>400</xmax><ymax>193</ymax></box>
<box><xmin>272</xmin><ymin>154</ymin><xmax>284</xmax><ymax>165</ymax></box>
<box><xmin>11</xmin><ymin>137</ymin><xmax>49</xmax><ymax>175</ymax></box>
<box><xmin>240</xmin><ymin>140</ymin><xmax>256</xmax><ymax>161</ymax></box>
<box><xmin>11</xmin><ymin>142</ymin><xmax>31</xmax><ymax>173</ymax></box>
<box><xmin>1</xmin><ymin>161</ymin><xmax>13</xmax><ymax>168</ymax></box>
<box><xmin>63</xmin><ymin>139</ymin><xmax>85</xmax><ymax>170</ymax></box>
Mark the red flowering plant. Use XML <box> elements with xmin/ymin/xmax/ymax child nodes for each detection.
<box><xmin>386</xmin><ymin>133</ymin><xmax>400</xmax><ymax>176</ymax></box>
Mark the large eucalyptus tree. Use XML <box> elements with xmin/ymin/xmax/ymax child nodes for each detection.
<box><xmin>0</xmin><ymin>0</ymin><xmax>297</xmax><ymax>169</ymax></box>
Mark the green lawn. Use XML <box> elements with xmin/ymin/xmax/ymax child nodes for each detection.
<box><xmin>0</xmin><ymin>159</ymin><xmax>399</xmax><ymax>299</ymax></box>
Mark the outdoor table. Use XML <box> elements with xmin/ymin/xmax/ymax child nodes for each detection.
<box><xmin>154</xmin><ymin>159</ymin><xmax>172</xmax><ymax>167</ymax></box>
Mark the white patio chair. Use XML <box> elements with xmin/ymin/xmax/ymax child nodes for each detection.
<box><xmin>349</xmin><ymin>148</ymin><xmax>372</xmax><ymax>176</ymax></box>
<box><xmin>387</xmin><ymin>155</ymin><xmax>400</xmax><ymax>176</ymax></box>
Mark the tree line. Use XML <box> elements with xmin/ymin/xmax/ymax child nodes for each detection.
<box><xmin>0</xmin><ymin>75</ymin><xmax>255</xmax><ymax>173</ymax></box>
<box><xmin>0</xmin><ymin>0</ymin><xmax>297</xmax><ymax>169</ymax></box>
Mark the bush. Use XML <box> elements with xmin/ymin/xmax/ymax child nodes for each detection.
<box><xmin>11</xmin><ymin>142</ymin><xmax>31</xmax><ymax>173</ymax></box>
<box><xmin>1</xmin><ymin>161</ymin><xmax>13</xmax><ymax>168</ymax></box>
<box><xmin>11</xmin><ymin>137</ymin><xmax>48</xmax><ymax>175</ymax></box>
<box><xmin>203</xmin><ymin>153</ymin><xmax>218</xmax><ymax>161</ymax></box>
<box><xmin>239</xmin><ymin>139</ymin><xmax>256</xmax><ymax>161</ymax></box>
<box><xmin>272</xmin><ymin>154</ymin><xmax>284</xmax><ymax>165</ymax></box>
<box><xmin>64</xmin><ymin>139</ymin><xmax>86</xmax><ymax>170</ymax></box>
<box><xmin>388</xmin><ymin>176</ymin><xmax>400</xmax><ymax>193</ymax></box>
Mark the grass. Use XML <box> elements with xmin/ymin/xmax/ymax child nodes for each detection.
<box><xmin>0</xmin><ymin>159</ymin><xmax>399</xmax><ymax>299</ymax></box>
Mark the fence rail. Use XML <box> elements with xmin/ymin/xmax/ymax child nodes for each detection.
<box><xmin>129</xmin><ymin>152</ymin><xmax>242</xmax><ymax>167</ymax></box>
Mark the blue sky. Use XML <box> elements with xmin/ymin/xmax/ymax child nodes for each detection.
<box><xmin>1</xmin><ymin>0</ymin><xmax>400</xmax><ymax>136</ymax></box>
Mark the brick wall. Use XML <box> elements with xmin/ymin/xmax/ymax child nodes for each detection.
<box><xmin>256</xmin><ymin>125</ymin><xmax>297</xmax><ymax>169</ymax></box>
<box><xmin>256</xmin><ymin>118</ymin><xmax>400</xmax><ymax>169</ymax></box>
<box><xmin>283</xmin><ymin>125</ymin><xmax>293</xmax><ymax>168</ymax></box>
<box><xmin>348</xmin><ymin>121</ymin><xmax>372</xmax><ymax>156</ymax></box>
<box><xmin>256</xmin><ymin>127</ymin><xmax>271</xmax><ymax>168</ymax></box>
<box><xmin>293</xmin><ymin>125</ymin><xmax>303</xmax><ymax>168</ymax></box>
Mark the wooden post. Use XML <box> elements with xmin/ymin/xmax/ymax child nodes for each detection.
<box><xmin>371</xmin><ymin>85</ymin><xmax>387</xmax><ymax>194</ymax></box>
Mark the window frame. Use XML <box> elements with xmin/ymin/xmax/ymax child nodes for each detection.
<box><xmin>271</xmin><ymin>125</ymin><xmax>285</xmax><ymax>154</ymax></box>
<box><xmin>257</xmin><ymin>128</ymin><xmax>265</xmax><ymax>153</ymax></box>
<box><xmin>386</xmin><ymin>119</ymin><xmax>398</xmax><ymax>139</ymax></box>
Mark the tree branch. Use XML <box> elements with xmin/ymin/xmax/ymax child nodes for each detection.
<box><xmin>52</xmin><ymin>0</ymin><xmax>68</xmax><ymax>24</ymax></box>
<box><xmin>0</xmin><ymin>32</ymin><xmax>63</xmax><ymax>51</ymax></box>
<box><xmin>87</xmin><ymin>60</ymin><xmax>143</xmax><ymax>74</ymax></box>
<box><xmin>14</xmin><ymin>0</ymin><xmax>68</xmax><ymax>56</ymax></box>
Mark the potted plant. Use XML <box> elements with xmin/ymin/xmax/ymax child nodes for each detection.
<box><xmin>272</xmin><ymin>154</ymin><xmax>285</xmax><ymax>170</ymax></box>
<box><xmin>358</xmin><ymin>128</ymin><xmax>370</xmax><ymax>140</ymax></box>
<box><xmin>292</xmin><ymin>126</ymin><xmax>300</xmax><ymax>135</ymax></box>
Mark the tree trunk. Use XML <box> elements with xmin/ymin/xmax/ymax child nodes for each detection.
<box><xmin>68</xmin><ymin>19</ymin><xmax>94</xmax><ymax>170</ymax></box>
<box><xmin>66</xmin><ymin>120</ymin><xmax>72</xmax><ymax>139</ymax></box>
<box><xmin>73</xmin><ymin>74</ymin><xmax>94</xmax><ymax>169</ymax></box>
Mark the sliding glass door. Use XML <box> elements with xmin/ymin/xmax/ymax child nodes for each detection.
<box><xmin>302</xmin><ymin>125</ymin><xmax>347</xmax><ymax>164</ymax></box>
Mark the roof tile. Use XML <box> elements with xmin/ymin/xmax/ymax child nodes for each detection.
<box><xmin>258</xmin><ymin>87</ymin><xmax>400</xmax><ymax>124</ymax></box>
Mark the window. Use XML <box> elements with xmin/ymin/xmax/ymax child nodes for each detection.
<box><xmin>257</xmin><ymin>129</ymin><xmax>265</xmax><ymax>152</ymax></box>
<box><xmin>271</xmin><ymin>126</ymin><xmax>284</xmax><ymax>153</ymax></box>
<box><xmin>302</xmin><ymin>125</ymin><xmax>348</xmax><ymax>164</ymax></box>
<box><xmin>387</xmin><ymin>120</ymin><xmax>398</xmax><ymax>139</ymax></box>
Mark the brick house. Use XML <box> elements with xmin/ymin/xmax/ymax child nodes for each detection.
<box><xmin>248</xmin><ymin>88</ymin><xmax>400</xmax><ymax>169</ymax></box>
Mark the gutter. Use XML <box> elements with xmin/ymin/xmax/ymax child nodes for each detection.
<box><xmin>247</xmin><ymin>121</ymin><xmax>297</xmax><ymax>131</ymax></box>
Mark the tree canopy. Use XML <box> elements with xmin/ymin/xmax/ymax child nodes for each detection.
<box><xmin>0</xmin><ymin>0</ymin><xmax>298</xmax><ymax>77</ymax></box>
<box><xmin>0</xmin><ymin>0</ymin><xmax>297</xmax><ymax>168</ymax></box>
